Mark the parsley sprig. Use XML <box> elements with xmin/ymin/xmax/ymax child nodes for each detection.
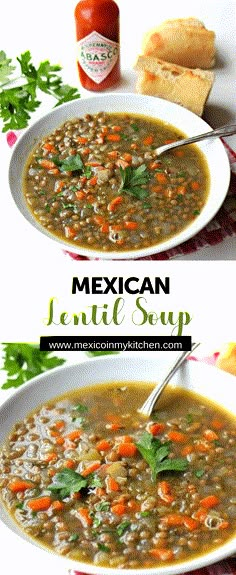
<box><xmin>1</xmin><ymin>343</ymin><xmax>65</xmax><ymax>389</ymax></box>
<box><xmin>48</xmin><ymin>468</ymin><xmax>102</xmax><ymax>499</ymax></box>
<box><xmin>0</xmin><ymin>50</ymin><xmax>80</xmax><ymax>132</ymax></box>
<box><xmin>136</xmin><ymin>431</ymin><xmax>188</xmax><ymax>481</ymax></box>
<box><xmin>119</xmin><ymin>164</ymin><xmax>150</xmax><ymax>200</ymax></box>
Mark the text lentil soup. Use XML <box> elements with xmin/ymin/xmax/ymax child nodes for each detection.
<box><xmin>23</xmin><ymin>113</ymin><xmax>210</xmax><ymax>252</ymax></box>
<box><xmin>0</xmin><ymin>383</ymin><xmax>235</xmax><ymax>569</ymax></box>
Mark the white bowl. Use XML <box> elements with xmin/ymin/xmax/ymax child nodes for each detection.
<box><xmin>0</xmin><ymin>354</ymin><xmax>235</xmax><ymax>575</ymax></box>
<box><xmin>8</xmin><ymin>93</ymin><xmax>230</xmax><ymax>259</ymax></box>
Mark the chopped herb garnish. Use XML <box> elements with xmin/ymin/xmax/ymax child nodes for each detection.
<box><xmin>214</xmin><ymin>439</ymin><xmax>222</xmax><ymax>447</ymax></box>
<box><xmin>95</xmin><ymin>501</ymin><xmax>110</xmax><ymax>512</ymax></box>
<box><xmin>84</xmin><ymin>165</ymin><xmax>92</xmax><ymax>179</ymax></box>
<box><xmin>186</xmin><ymin>413</ymin><xmax>193</xmax><ymax>424</ymax></box>
<box><xmin>136</xmin><ymin>431</ymin><xmax>188</xmax><ymax>481</ymax></box>
<box><xmin>130</xmin><ymin>123</ymin><xmax>139</xmax><ymax>132</ymax></box>
<box><xmin>68</xmin><ymin>533</ymin><xmax>79</xmax><ymax>542</ymax></box>
<box><xmin>117</xmin><ymin>521</ymin><xmax>131</xmax><ymax>537</ymax></box>
<box><xmin>195</xmin><ymin>469</ymin><xmax>205</xmax><ymax>478</ymax></box>
<box><xmin>119</xmin><ymin>164</ymin><xmax>150</xmax><ymax>200</ymax></box>
<box><xmin>177</xmin><ymin>194</ymin><xmax>184</xmax><ymax>201</ymax></box>
<box><xmin>89</xmin><ymin>475</ymin><xmax>103</xmax><ymax>488</ymax></box>
<box><xmin>140</xmin><ymin>511</ymin><xmax>151</xmax><ymax>517</ymax></box>
<box><xmin>59</xmin><ymin>154</ymin><xmax>84</xmax><ymax>173</ymax></box>
<box><xmin>177</xmin><ymin>171</ymin><xmax>187</xmax><ymax>177</ymax></box>
<box><xmin>93</xmin><ymin>515</ymin><xmax>102</xmax><ymax>528</ymax></box>
<box><xmin>97</xmin><ymin>543</ymin><xmax>110</xmax><ymax>553</ymax></box>
<box><xmin>143</xmin><ymin>202</ymin><xmax>151</xmax><ymax>209</ymax></box>
<box><xmin>15</xmin><ymin>502</ymin><xmax>24</xmax><ymax>509</ymax></box>
<box><xmin>48</xmin><ymin>468</ymin><xmax>87</xmax><ymax>499</ymax></box>
<box><xmin>193</xmin><ymin>209</ymin><xmax>200</xmax><ymax>216</ymax></box>
<box><xmin>73</xmin><ymin>403</ymin><xmax>88</xmax><ymax>414</ymax></box>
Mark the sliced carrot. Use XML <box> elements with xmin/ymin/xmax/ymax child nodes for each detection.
<box><xmin>147</xmin><ymin>422</ymin><xmax>165</xmax><ymax>435</ymax></box>
<box><xmin>9</xmin><ymin>480</ymin><xmax>33</xmax><ymax>493</ymax></box>
<box><xmin>110</xmin><ymin>224</ymin><xmax>123</xmax><ymax>232</ymax></box>
<box><xmin>167</xmin><ymin>430</ymin><xmax>187</xmax><ymax>443</ymax></box>
<box><xmin>149</xmin><ymin>548</ymin><xmax>174</xmax><ymax>561</ymax></box>
<box><xmin>194</xmin><ymin>507</ymin><xmax>208</xmax><ymax>523</ymax></box>
<box><xmin>177</xmin><ymin>185</ymin><xmax>187</xmax><ymax>195</ymax></box>
<box><xmin>194</xmin><ymin>441</ymin><xmax>211</xmax><ymax>453</ymax></box>
<box><xmin>181</xmin><ymin>445</ymin><xmax>194</xmax><ymax>456</ymax></box>
<box><xmin>122</xmin><ymin>153</ymin><xmax>132</xmax><ymax>163</ymax></box>
<box><xmin>87</xmin><ymin>176</ymin><xmax>97</xmax><ymax>186</ymax></box>
<box><xmin>106</xmin><ymin>476</ymin><xmax>120</xmax><ymax>492</ymax></box>
<box><xmin>81</xmin><ymin>462</ymin><xmax>101</xmax><ymax>477</ymax></box>
<box><xmin>112</xmin><ymin>125</ymin><xmax>122</xmax><ymax>132</ymax></box>
<box><xmin>158</xmin><ymin>481</ymin><xmax>174</xmax><ymax>504</ymax></box>
<box><xmin>101</xmin><ymin>223</ymin><xmax>109</xmax><ymax>233</ymax></box>
<box><xmin>203</xmin><ymin>429</ymin><xmax>219</xmax><ymax>441</ymax></box>
<box><xmin>149</xmin><ymin>161</ymin><xmax>162</xmax><ymax>170</ymax></box>
<box><xmin>124</xmin><ymin>221</ymin><xmax>138</xmax><ymax>230</ymax></box>
<box><xmin>42</xmin><ymin>142</ymin><xmax>57</xmax><ymax>154</ymax></box>
<box><xmin>85</xmin><ymin>161</ymin><xmax>102</xmax><ymax>167</ymax></box>
<box><xmin>117</xmin><ymin>443</ymin><xmax>137</xmax><ymax>457</ymax></box>
<box><xmin>162</xmin><ymin>514</ymin><xmax>198</xmax><ymax>531</ymax></box>
<box><xmin>77</xmin><ymin>507</ymin><xmax>93</xmax><ymax>527</ymax></box>
<box><xmin>63</xmin><ymin>459</ymin><xmax>76</xmax><ymax>469</ymax></box>
<box><xmin>164</xmin><ymin>139</ymin><xmax>175</xmax><ymax>145</ymax></box>
<box><xmin>219</xmin><ymin>521</ymin><xmax>230</xmax><ymax>530</ymax></box>
<box><xmin>143</xmin><ymin>135</ymin><xmax>154</xmax><ymax>145</ymax></box>
<box><xmin>54</xmin><ymin>420</ymin><xmax>65</xmax><ymax>431</ymax></box>
<box><xmin>155</xmin><ymin>172</ymin><xmax>168</xmax><ymax>184</ymax></box>
<box><xmin>150</xmin><ymin>185</ymin><xmax>162</xmax><ymax>193</ymax></box>
<box><xmin>65</xmin><ymin>430</ymin><xmax>82</xmax><ymax>441</ymax></box>
<box><xmin>94</xmin><ymin>215</ymin><xmax>105</xmax><ymax>226</ymax></box>
<box><xmin>107</xmin><ymin>134</ymin><xmax>121</xmax><ymax>142</ymax></box>
<box><xmin>27</xmin><ymin>496</ymin><xmax>52</xmax><ymax>512</ymax></box>
<box><xmin>48</xmin><ymin>469</ymin><xmax>56</xmax><ymax>478</ymax></box>
<box><xmin>64</xmin><ymin>226</ymin><xmax>77</xmax><ymax>239</ymax></box>
<box><xmin>127</xmin><ymin>499</ymin><xmax>140</xmax><ymax>512</ymax></box>
<box><xmin>76</xmin><ymin>190</ymin><xmax>86</xmax><ymax>200</ymax></box>
<box><xmin>43</xmin><ymin>452</ymin><xmax>57</xmax><ymax>462</ymax></box>
<box><xmin>111</xmin><ymin>503</ymin><xmax>126</xmax><ymax>515</ymax></box>
<box><xmin>108</xmin><ymin>196</ymin><xmax>123</xmax><ymax>212</ymax></box>
<box><xmin>96</xmin><ymin>439</ymin><xmax>111</xmax><ymax>452</ymax></box>
<box><xmin>95</xmin><ymin>487</ymin><xmax>106</xmax><ymax>497</ymax></box>
<box><xmin>81</xmin><ymin>147</ymin><xmax>90</xmax><ymax>156</ymax></box>
<box><xmin>107</xmin><ymin>150</ymin><xmax>119</xmax><ymax>159</ymax></box>
<box><xmin>211</xmin><ymin>419</ymin><xmax>224</xmax><ymax>430</ymax></box>
<box><xmin>116</xmin><ymin>435</ymin><xmax>133</xmax><ymax>443</ymax></box>
<box><xmin>76</xmin><ymin>136</ymin><xmax>88</xmax><ymax>144</ymax></box>
<box><xmin>49</xmin><ymin>429</ymin><xmax>60</xmax><ymax>437</ymax></box>
<box><xmin>105</xmin><ymin>423</ymin><xmax>122</xmax><ymax>431</ymax></box>
<box><xmin>55</xmin><ymin>180</ymin><xmax>65</xmax><ymax>194</ymax></box>
<box><xmin>56</xmin><ymin>437</ymin><xmax>65</xmax><ymax>446</ymax></box>
<box><xmin>174</xmin><ymin>149</ymin><xmax>184</xmax><ymax>157</ymax></box>
<box><xmin>39</xmin><ymin>159</ymin><xmax>56</xmax><ymax>170</ymax></box>
<box><xmin>191</xmin><ymin>181</ymin><xmax>200</xmax><ymax>191</ymax></box>
<box><xmin>101</xmin><ymin>126</ymin><xmax>108</xmax><ymax>135</ymax></box>
<box><xmin>200</xmin><ymin>495</ymin><xmax>220</xmax><ymax>508</ymax></box>
<box><xmin>51</xmin><ymin>500</ymin><xmax>64</xmax><ymax>511</ymax></box>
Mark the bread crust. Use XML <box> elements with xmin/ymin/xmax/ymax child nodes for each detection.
<box><xmin>135</xmin><ymin>56</ymin><xmax>214</xmax><ymax>116</ymax></box>
<box><xmin>142</xmin><ymin>17</ymin><xmax>215</xmax><ymax>69</ymax></box>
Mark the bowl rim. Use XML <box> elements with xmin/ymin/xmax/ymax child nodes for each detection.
<box><xmin>0</xmin><ymin>355</ymin><xmax>236</xmax><ymax>575</ymax></box>
<box><xmin>8</xmin><ymin>92</ymin><xmax>231</xmax><ymax>260</ymax></box>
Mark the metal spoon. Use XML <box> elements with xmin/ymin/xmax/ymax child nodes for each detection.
<box><xmin>155</xmin><ymin>124</ymin><xmax>236</xmax><ymax>157</ymax></box>
<box><xmin>138</xmin><ymin>343</ymin><xmax>200</xmax><ymax>417</ymax></box>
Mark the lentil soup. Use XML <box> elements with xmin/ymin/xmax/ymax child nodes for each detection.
<box><xmin>0</xmin><ymin>383</ymin><xmax>235</xmax><ymax>569</ymax></box>
<box><xmin>23</xmin><ymin>113</ymin><xmax>210</xmax><ymax>252</ymax></box>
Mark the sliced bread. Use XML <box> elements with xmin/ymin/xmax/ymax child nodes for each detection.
<box><xmin>135</xmin><ymin>55</ymin><xmax>214</xmax><ymax>116</ymax></box>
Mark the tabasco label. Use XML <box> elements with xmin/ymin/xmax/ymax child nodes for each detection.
<box><xmin>77</xmin><ymin>31</ymin><xmax>119</xmax><ymax>84</ymax></box>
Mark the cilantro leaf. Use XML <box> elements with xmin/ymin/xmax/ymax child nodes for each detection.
<box><xmin>119</xmin><ymin>164</ymin><xmax>150</xmax><ymax>200</ymax></box>
<box><xmin>117</xmin><ymin>521</ymin><xmax>131</xmax><ymax>537</ymax></box>
<box><xmin>136</xmin><ymin>431</ymin><xmax>188</xmax><ymax>481</ymax></box>
<box><xmin>73</xmin><ymin>403</ymin><xmax>88</xmax><ymax>414</ymax></box>
<box><xmin>1</xmin><ymin>343</ymin><xmax>65</xmax><ymax>389</ymax></box>
<box><xmin>48</xmin><ymin>468</ymin><xmax>87</xmax><ymax>499</ymax></box>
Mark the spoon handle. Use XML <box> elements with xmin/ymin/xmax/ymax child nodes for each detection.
<box><xmin>138</xmin><ymin>343</ymin><xmax>200</xmax><ymax>417</ymax></box>
<box><xmin>155</xmin><ymin>124</ymin><xmax>236</xmax><ymax>156</ymax></box>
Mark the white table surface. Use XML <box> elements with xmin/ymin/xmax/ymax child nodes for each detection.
<box><xmin>0</xmin><ymin>0</ymin><xmax>236</xmax><ymax>264</ymax></box>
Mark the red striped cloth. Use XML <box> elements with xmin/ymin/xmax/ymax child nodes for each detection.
<box><xmin>70</xmin><ymin>558</ymin><xmax>236</xmax><ymax>575</ymax></box>
<box><xmin>64</xmin><ymin>141</ymin><xmax>236</xmax><ymax>261</ymax></box>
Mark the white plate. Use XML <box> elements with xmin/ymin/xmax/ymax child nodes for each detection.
<box><xmin>8</xmin><ymin>93</ymin><xmax>230</xmax><ymax>259</ymax></box>
<box><xmin>0</xmin><ymin>355</ymin><xmax>235</xmax><ymax>575</ymax></box>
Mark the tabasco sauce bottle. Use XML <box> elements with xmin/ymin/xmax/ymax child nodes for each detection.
<box><xmin>74</xmin><ymin>0</ymin><xmax>120</xmax><ymax>91</ymax></box>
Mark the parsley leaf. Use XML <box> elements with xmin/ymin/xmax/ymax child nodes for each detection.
<box><xmin>73</xmin><ymin>403</ymin><xmax>88</xmax><ymax>414</ymax></box>
<box><xmin>95</xmin><ymin>501</ymin><xmax>110</xmax><ymax>512</ymax></box>
<box><xmin>97</xmin><ymin>543</ymin><xmax>110</xmax><ymax>553</ymax></box>
<box><xmin>1</xmin><ymin>343</ymin><xmax>65</xmax><ymax>389</ymax></box>
<box><xmin>0</xmin><ymin>50</ymin><xmax>80</xmax><ymax>132</ymax></box>
<box><xmin>119</xmin><ymin>164</ymin><xmax>150</xmax><ymax>200</ymax></box>
<box><xmin>48</xmin><ymin>468</ymin><xmax>87</xmax><ymax>499</ymax></box>
<box><xmin>195</xmin><ymin>469</ymin><xmax>205</xmax><ymax>478</ymax></box>
<box><xmin>59</xmin><ymin>154</ymin><xmax>84</xmax><ymax>173</ymax></box>
<box><xmin>117</xmin><ymin>521</ymin><xmax>131</xmax><ymax>537</ymax></box>
<box><xmin>136</xmin><ymin>432</ymin><xmax>188</xmax><ymax>481</ymax></box>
